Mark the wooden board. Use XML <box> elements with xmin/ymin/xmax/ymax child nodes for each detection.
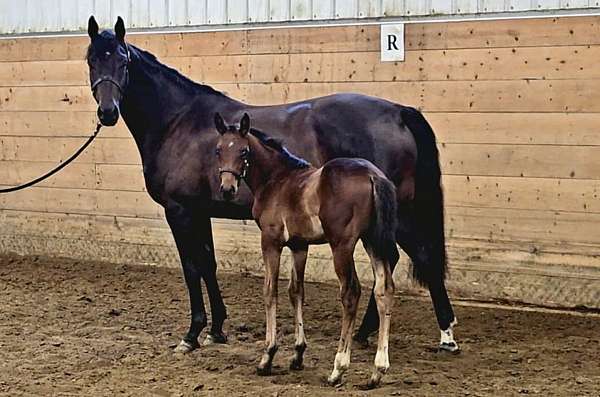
<box><xmin>0</xmin><ymin>160</ymin><xmax>95</xmax><ymax>189</ymax></box>
<box><xmin>443</xmin><ymin>174</ymin><xmax>600</xmax><ymax>213</ymax></box>
<box><xmin>0</xmin><ymin>45</ymin><xmax>600</xmax><ymax>87</ymax></box>
<box><xmin>5</xmin><ymin>79</ymin><xmax>599</xmax><ymax>112</ymax></box>
<box><xmin>426</xmin><ymin>112</ymin><xmax>600</xmax><ymax>146</ymax></box>
<box><xmin>0</xmin><ymin>111</ymin><xmax>129</xmax><ymax>138</ymax></box>
<box><xmin>2</xmin><ymin>111</ymin><xmax>600</xmax><ymax>147</ymax></box>
<box><xmin>440</xmin><ymin>144</ymin><xmax>600</xmax><ymax>179</ymax></box>
<box><xmin>4</xmin><ymin>44</ymin><xmax>600</xmax><ymax>87</ymax></box>
<box><xmin>2</xmin><ymin>16</ymin><xmax>600</xmax><ymax>62</ymax></box>
<box><xmin>0</xmin><ymin>136</ymin><xmax>141</xmax><ymax>164</ymax></box>
<box><xmin>0</xmin><ymin>186</ymin><xmax>162</xmax><ymax>218</ymax></box>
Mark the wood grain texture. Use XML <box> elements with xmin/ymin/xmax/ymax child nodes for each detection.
<box><xmin>1</xmin><ymin>16</ymin><xmax>599</xmax><ymax>305</ymax></box>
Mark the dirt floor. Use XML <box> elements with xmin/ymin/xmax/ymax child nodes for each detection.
<box><xmin>0</xmin><ymin>254</ymin><xmax>599</xmax><ymax>396</ymax></box>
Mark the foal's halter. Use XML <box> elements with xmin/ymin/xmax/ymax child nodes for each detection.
<box><xmin>219</xmin><ymin>158</ymin><xmax>250</xmax><ymax>181</ymax></box>
<box><xmin>90</xmin><ymin>44</ymin><xmax>131</xmax><ymax>96</ymax></box>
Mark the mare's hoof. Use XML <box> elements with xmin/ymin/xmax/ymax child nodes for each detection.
<box><xmin>352</xmin><ymin>333</ymin><xmax>370</xmax><ymax>348</ymax></box>
<box><xmin>174</xmin><ymin>339</ymin><xmax>199</xmax><ymax>354</ymax></box>
<box><xmin>203</xmin><ymin>332</ymin><xmax>228</xmax><ymax>346</ymax></box>
<box><xmin>256</xmin><ymin>364</ymin><xmax>272</xmax><ymax>376</ymax></box>
<box><xmin>438</xmin><ymin>341</ymin><xmax>460</xmax><ymax>354</ymax></box>
<box><xmin>289</xmin><ymin>358</ymin><xmax>304</xmax><ymax>371</ymax></box>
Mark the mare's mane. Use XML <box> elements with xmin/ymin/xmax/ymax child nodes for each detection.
<box><xmin>87</xmin><ymin>30</ymin><xmax>224</xmax><ymax>97</ymax></box>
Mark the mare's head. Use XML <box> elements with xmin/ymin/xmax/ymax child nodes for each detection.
<box><xmin>86</xmin><ymin>16</ymin><xmax>130</xmax><ymax>126</ymax></box>
<box><xmin>214</xmin><ymin>113</ymin><xmax>251</xmax><ymax>201</ymax></box>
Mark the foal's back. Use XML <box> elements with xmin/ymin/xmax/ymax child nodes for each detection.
<box><xmin>255</xmin><ymin>157</ymin><xmax>389</xmax><ymax>246</ymax></box>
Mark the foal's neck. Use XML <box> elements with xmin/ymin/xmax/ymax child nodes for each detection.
<box><xmin>245</xmin><ymin>134</ymin><xmax>302</xmax><ymax>195</ymax></box>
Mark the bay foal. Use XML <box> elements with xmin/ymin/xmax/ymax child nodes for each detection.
<box><xmin>214</xmin><ymin>113</ymin><xmax>399</xmax><ymax>387</ymax></box>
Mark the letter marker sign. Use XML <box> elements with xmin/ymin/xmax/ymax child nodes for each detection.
<box><xmin>380</xmin><ymin>24</ymin><xmax>405</xmax><ymax>62</ymax></box>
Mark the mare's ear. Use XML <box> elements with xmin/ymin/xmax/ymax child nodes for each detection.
<box><xmin>88</xmin><ymin>16</ymin><xmax>99</xmax><ymax>39</ymax></box>
<box><xmin>115</xmin><ymin>16</ymin><xmax>126</xmax><ymax>42</ymax></box>
<box><xmin>214</xmin><ymin>113</ymin><xmax>227</xmax><ymax>135</ymax></box>
<box><xmin>239</xmin><ymin>113</ymin><xmax>250</xmax><ymax>137</ymax></box>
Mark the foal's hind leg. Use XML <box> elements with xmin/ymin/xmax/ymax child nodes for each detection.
<box><xmin>328</xmin><ymin>241</ymin><xmax>361</xmax><ymax>386</ymax></box>
<box><xmin>257</xmin><ymin>239</ymin><xmax>282</xmax><ymax>376</ymax></box>
<box><xmin>289</xmin><ymin>246</ymin><xmax>308</xmax><ymax>370</ymax></box>
<box><xmin>364</xmin><ymin>247</ymin><xmax>395</xmax><ymax>388</ymax></box>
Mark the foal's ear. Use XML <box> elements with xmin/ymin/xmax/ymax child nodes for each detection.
<box><xmin>214</xmin><ymin>113</ymin><xmax>227</xmax><ymax>135</ymax></box>
<box><xmin>115</xmin><ymin>16</ymin><xmax>126</xmax><ymax>42</ymax></box>
<box><xmin>88</xmin><ymin>16</ymin><xmax>99</xmax><ymax>39</ymax></box>
<box><xmin>239</xmin><ymin>113</ymin><xmax>250</xmax><ymax>137</ymax></box>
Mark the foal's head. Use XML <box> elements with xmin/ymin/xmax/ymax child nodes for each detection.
<box><xmin>86</xmin><ymin>16</ymin><xmax>130</xmax><ymax>126</ymax></box>
<box><xmin>214</xmin><ymin>113</ymin><xmax>251</xmax><ymax>201</ymax></box>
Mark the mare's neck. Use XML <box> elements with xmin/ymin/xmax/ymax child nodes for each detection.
<box><xmin>119</xmin><ymin>46</ymin><xmax>232</xmax><ymax>157</ymax></box>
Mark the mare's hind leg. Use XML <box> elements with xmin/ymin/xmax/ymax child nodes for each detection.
<box><xmin>257</xmin><ymin>239</ymin><xmax>282</xmax><ymax>375</ymax></box>
<box><xmin>399</xmin><ymin>235</ymin><xmax>458</xmax><ymax>352</ymax></box>
<box><xmin>328</xmin><ymin>240</ymin><xmax>361</xmax><ymax>386</ymax></box>
<box><xmin>288</xmin><ymin>245</ymin><xmax>308</xmax><ymax>370</ymax></box>
<box><xmin>363</xmin><ymin>246</ymin><xmax>395</xmax><ymax>388</ymax></box>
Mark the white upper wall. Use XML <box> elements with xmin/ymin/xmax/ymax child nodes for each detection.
<box><xmin>1</xmin><ymin>0</ymin><xmax>599</xmax><ymax>35</ymax></box>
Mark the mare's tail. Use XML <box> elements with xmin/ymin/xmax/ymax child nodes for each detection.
<box><xmin>400</xmin><ymin>106</ymin><xmax>447</xmax><ymax>286</ymax></box>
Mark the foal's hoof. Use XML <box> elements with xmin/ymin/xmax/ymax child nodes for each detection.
<box><xmin>366</xmin><ymin>367</ymin><xmax>387</xmax><ymax>389</ymax></box>
<box><xmin>173</xmin><ymin>339</ymin><xmax>199</xmax><ymax>354</ymax></box>
<box><xmin>256</xmin><ymin>364</ymin><xmax>272</xmax><ymax>376</ymax></box>
<box><xmin>327</xmin><ymin>374</ymin><xmax>344</xmax><ymax>387</ymax></box>
<box><xmin>203</xmin><ymin>332</ymin><xmax>228</xmax><ymax>346</ymax></box>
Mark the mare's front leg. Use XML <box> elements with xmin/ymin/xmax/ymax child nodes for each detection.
<box><xmin>288</xmin><ymin>245</ymin><xmax>308</xmax><ymax>370</ymax></box>
<box><xmin>166</xmin><ymin>204</ymin><xmax>226</xmax><ymax>353</ymax></box>
<box><xmin>257</xmin><ymin>237</ymin><xmax>282</xmax><ymax>375</ymax></box>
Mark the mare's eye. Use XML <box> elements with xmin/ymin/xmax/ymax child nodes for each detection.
<box><xmin>240</xmin><ymin>148</ymin><xmax>249</xmax><ymax>157</ymax></box>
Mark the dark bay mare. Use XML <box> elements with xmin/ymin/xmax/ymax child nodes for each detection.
<box><xmin>214</xmin><ymin>113</ymin><xmax>398</xmax><ymax>387</ymax></box>
<box><xmin>85</xmin><ymin>16</ymin><xmax>459</xmax><ymax>354</ymax></box>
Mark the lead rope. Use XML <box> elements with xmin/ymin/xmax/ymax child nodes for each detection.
<box><xmin>0</xmin><ymin>123</ymin><xmax>102</xmax><ymax>193</ymax></box>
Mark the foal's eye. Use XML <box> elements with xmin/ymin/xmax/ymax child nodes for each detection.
<box><xmin>240</xmin><ymin>148</ymin><xmax>249</xmax><ymax>157</ymax></box>
<box><xmin>215</xmin><ymin>148</ymin><xmax>221</xmax><ymax>156</ymax></box>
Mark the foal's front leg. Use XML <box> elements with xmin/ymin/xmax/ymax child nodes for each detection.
<box><xmin>257</xmin><ymin>238</ymin><xmax>282</xmax><ymax>375</ymax></box>
<box><xmin>289</xmin><ymin>246</ymin><xmax>308</xmax><ymax>370</ymax></box>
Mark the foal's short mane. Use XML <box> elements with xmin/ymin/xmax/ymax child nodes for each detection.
<box><xmin>249</xmin><ymin>128</ymin><xmax>312</xmax><ymax>169</ymax></box>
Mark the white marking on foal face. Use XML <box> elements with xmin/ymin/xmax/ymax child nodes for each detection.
<box><xmin>228</xmin><ymin>142</ymin><xmax>234</xmax><ymax>148</ymax></box>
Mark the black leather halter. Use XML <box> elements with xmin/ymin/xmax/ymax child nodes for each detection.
<box><xmin>219</xmin><ymin>158</ymin><xmax>250</xmax><ymax>181</ymax></box>
<box><xmin>90</xmin><ymin>44</ymin><xmax>131</xmax><ymax>95</ymax></box>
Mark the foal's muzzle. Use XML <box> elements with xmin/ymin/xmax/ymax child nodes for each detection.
<box><xmin>220</xmin><ymin>184</ymin><xmax>237</xmax><ymax>201</ymax></box>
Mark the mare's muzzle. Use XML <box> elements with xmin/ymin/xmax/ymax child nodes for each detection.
<box><xmin>98</xmin><ymin>105</ymin><xmax>120</xmax><ymax>126</ymax></box>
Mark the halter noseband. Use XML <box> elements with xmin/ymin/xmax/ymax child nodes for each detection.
<box><xmin>219</xmin><ymin>158</ymin><xmax>250</xmax><ymax>181</ymax></box>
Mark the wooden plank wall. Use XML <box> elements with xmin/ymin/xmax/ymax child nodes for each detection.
<box><xmin>1</xmin><ymin>16</ymin><xmax>599</xmax><ymax>308</ymax></box>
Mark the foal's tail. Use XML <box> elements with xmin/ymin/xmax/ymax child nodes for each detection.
<box><xmin>367</xmin><ymin>175</ymin><xmax>400</xmax><ymax>266</ymax></box>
